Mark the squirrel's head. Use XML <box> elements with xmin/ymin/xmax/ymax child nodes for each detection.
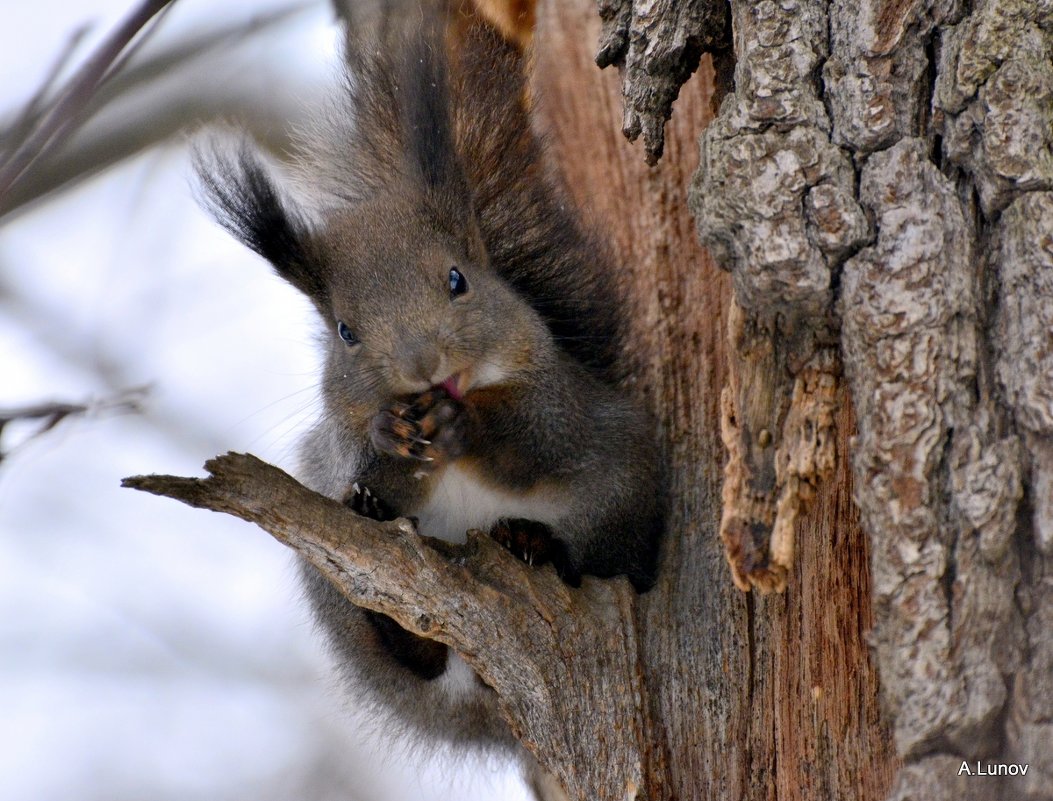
<box><xmin>316</xmin><ymin>189</ymin><xmax>551</xmax><ymax>403</ymax></box>
<box><xmin>196</xmin><ymin>22</ymin><xmax>554</xmax><ymax>411</ymax></box>
<box><xmin>195</xmin><ymin>147</ymin><xmax>552</xmax><ymax>410</ymax></box>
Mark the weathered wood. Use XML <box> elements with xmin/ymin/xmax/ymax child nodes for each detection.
<box><xmin>537</xmin><ymin>1</ymin><xmax>896</xmax><ymax>798</ymax></box>
<box><xmin>692</xmin><ymin>0</ymin><xmax>1053</xmax><ymax>796</ymax></box>
<box><xmin>688</xmin><ymin>0</ymin><xmax>868</xmax><ymax>596</ymax></box>
<box><xmin>594</xmin><ymin>0</ymin><xmax>727</xmax><ymax>164</ymax></box>
<box><xmin>716</xmin><ymin>302</ymin><xmax>840</xmax><ymax>593</ymax></box>
<box><xmin>124</xmin><ymin>453</ymin><xmax>659</xmax><ymax>801</ymax></box>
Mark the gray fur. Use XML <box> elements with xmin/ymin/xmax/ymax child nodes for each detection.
<box><xmin>195</xmin><ymin>8</ymin><xmax>666</xmax><ymax>793</ymax></box>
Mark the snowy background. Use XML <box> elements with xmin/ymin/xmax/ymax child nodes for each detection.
<box><xmin>0</xmin><ymin>2</ymin><xmax>527</xmax><ymax>799</ymax></box>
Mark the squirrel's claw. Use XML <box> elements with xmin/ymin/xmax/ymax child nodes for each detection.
<box><xmin>488</xmin><ymin>518</ymin><xmax>581</xmax><ymax>587</ymax></box>
<box><xmin>343</xmin><ymin>481</ymin><xmax>397</xmax><ymax>522</ymax></box>
<box><xmin>370</xmin><ymin>389</ymin><xmax>475</xmax><ymax>468</ymax></box>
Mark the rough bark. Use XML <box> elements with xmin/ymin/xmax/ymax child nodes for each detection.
<box><xmin>124</xmin><ymin>454</ymin><xmax>659</xmax><ymax>801</ymax></box>
<box><xmin>594</xmin><ymin>0</ymin><xmax>728</xmax><ymax>164</ymax></box>
<box><xmin>582</xmin><ymin>0</ymin><xmax>896</xmax><ymax>794</ymax></box>
<box><xmin>689</xmin><ymin>0</ymin><xmax>1053</xmax><ymax>798</ymax></box>
<box><xmin>689</xmin><ymin>0</ymin><xmax>868</xmax><ymax>594</ymax></box>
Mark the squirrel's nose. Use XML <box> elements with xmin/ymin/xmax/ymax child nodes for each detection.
<box><xmin>398</xmin><ymin>342</ymin><xmax>442</xmax><ymax>387</ymax></box>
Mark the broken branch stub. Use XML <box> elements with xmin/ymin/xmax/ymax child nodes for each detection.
<box><xmin>595</xmin><ymin>0</ymin><xmax>728</xmax><ymax>164</ymax></box>
<box><xmin>123</xmin><ymin>451</ymin><xmax>659</xmax><ymax>801</ymax></box>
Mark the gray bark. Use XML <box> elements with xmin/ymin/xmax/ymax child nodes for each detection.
<box><xmin>690</xmin><ymin>0</ymin><xmax>1053</xmax><ymax>798</ymax></box>
<box><xmin>595</xmin><ymin>0</ymin><xmax>727</xmax><ymax>164</ymax></box>
<box><xmin>125</xmin><ymin>453</ymin><xmax>664</xmax><ymax>801</ymax></box>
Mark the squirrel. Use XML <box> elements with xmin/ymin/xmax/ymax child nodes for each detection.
<box><xmin>196</xmin><ymin>6</ymin><xmax>665</xmax><ymax>800</ymax></box>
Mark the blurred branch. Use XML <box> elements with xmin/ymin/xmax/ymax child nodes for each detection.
<box><xmin>0</xmin><ymin>25</ymin><xmax>93</xmax><ymax>160</ymax></box>
<box><xmin>89</xmin><ymin>4</ymin><xmax>312</xmax><ymax>114</ymax></box>
<box><xmin>0</xmin><ymin>0</ymin><xmax>178</xmax><ymax>202</ymax></box>
<box><xmin>0</xmin><ymin>385</ymin><xmax>149</xmax><ymax>463</ymax></box>
<box><xmin>0</xmin><ymin>285</ymin><xmax>246</xmax><ymax>457</ymax></box>
<box><xmin>0</xmin><ymin>2</ymin><xmax>313</xmax><ymax>220</ymax></box>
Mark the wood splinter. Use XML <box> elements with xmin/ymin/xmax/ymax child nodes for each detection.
<box><xmin>719</xmin><ymin>300</ymin><xmax>838</xmax><ymax>593</ymax></box>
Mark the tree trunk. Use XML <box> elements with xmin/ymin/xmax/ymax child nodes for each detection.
<box><xmin>674</xmin><ymin>0</ymin><xmax>1051</xmax><ymax>798</ymax></box>
<box><xmin>535</xmin><ymin>0</ymin><xmax>897</xmax><ymax>797</ymax></box>
<box><xmin>127</xmin><ymin>0</ymin><xmax>1053</xmax><ymax>799</ymax></box>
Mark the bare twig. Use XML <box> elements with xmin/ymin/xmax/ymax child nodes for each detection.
<box><xmin>0</xmin><ymin>2</ymin><xmax>312</xmax><ymax>218</ymax></box>
<box><xmin>87</xmin><ymin>3</ymin><xmax>312</xmax><ymax>114</ymax></box>
<box><xmin>0</xmin><ymin>0</ymin><xmax>177</xmax><ymax>200</ymax></box>
<box><xmin>0</xmin><ymin>24</ymin><xmax>93</xmax><ymax>159</ymax></box>
<box><xmin>0</xmin><ymin>385</ymin><xmax>149</xmax><ymax>463</ymax></box>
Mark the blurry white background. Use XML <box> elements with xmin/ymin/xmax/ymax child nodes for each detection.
<box><xmin>0</xmin><ymin>2</ymin><xmax>527</xmax><ymax>799</ymax></box>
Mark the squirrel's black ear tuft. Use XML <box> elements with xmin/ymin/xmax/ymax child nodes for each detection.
<box><xmin>194</xmin><ymin>143</ymin><xmax>327</xmax><ymax>302</ymax></box>
<box><xmin>399</xmin><ymin>23</ymin><xmax>465</xmax><ymax>199</ymax></box>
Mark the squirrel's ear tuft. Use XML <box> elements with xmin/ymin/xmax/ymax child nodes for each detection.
<box><xmin>194</xmin><ymin>142</ymin><xmax>327</xmax><ymax>302</ymax></box>
<box><xmin>400</xmin><ymin>23</ymin><xmax>463</xmax><ymax>197</ymax></box>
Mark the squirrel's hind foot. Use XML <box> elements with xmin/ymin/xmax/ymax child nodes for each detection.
<box><xmin>343</xmin><ymin>482</ymin><xmax>398</xmax><ymax>522</ymax></box>
<box><xmin>489</xmin><ymin>518</ymin><xmax>581</xmax><ymax>586</ymax></box>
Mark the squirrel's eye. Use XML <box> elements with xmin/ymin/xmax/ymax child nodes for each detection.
<box><xmin>336</xmin><ymin>320</ymin><xmax>358</xmax><ymax>345</ymax></box>
<box><xmin>449</xmin><ymin>267</ymin><xmax>468</xmax><ymax>298</ymax></box>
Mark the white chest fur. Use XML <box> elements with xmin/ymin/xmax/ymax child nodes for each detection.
<box><xmin>414</xmin><ymin>464</ymin><xmax>567</xmax><ymax>544</ymax></box>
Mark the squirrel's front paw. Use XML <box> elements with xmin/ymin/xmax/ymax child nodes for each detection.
<box><xmin>370</xmin><ymin>387</ymin><xmax>474</xmax><ymax>469</ymax></box>
<box><xmin>489</xmin><ymin>518</ymin><xmax>581</xmax><ymax>586</ymax></box>
<box><xmin>342</xmin><ymin>482</ymin><xmax>397</xmax><ymax>521</ymax></box>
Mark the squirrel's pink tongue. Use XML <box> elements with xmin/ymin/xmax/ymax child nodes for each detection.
<box><xmin>440</xmin><ymin>375</ymin><xmax>463</xmax><ymax>400</ymax></box>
